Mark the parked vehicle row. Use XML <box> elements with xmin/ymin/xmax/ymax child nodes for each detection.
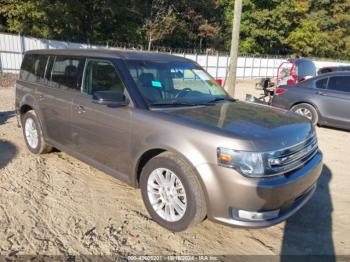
<box><xmin>16</xmin><ymin>49</ymin><xmax>322</xmax><ymax>232</ymax></box>
<box><xmin>272</xmin><ymin>72</ymin><xmax>350</xmax><ymax>130</ymax></box>
<box><xmin>249</xmin><ymin>58</ymin><xmax>350</xmax><ymax>130</ymax></box>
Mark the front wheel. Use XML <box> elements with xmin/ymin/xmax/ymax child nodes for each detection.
<box><xmin>291</xmin><ymin>103</ymin><xmax>319</xmax><ymax>125</ymax></box>
<box><xmin>140</xmin><ymin>152</ymin><xmax>207</xmax><ymax>232</ymax></box>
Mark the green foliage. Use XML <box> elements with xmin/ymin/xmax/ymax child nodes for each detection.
<box><xmin>237</xmin><ymin>0</ymin><xmax>350</xmax><ymax>59</ymax></box>
<box><xmin>0</xmin><ymin>0</ymin><xmax>350</xmax><ymax>59</ymax></box>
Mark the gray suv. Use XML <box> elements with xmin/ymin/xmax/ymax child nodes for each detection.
<box><xmin>16</xmin><ymin>49</ymin><xmax>323</xmax><ymax>231</ymax></box>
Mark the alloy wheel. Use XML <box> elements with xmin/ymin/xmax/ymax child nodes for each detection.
<box><xmin>147</xmin><ymin>168</ymin><xmax>187</xmax><ymax>222</ymax></box>
<box><xmin>295</xmin><ymin>107</ymin><xmax>313</xmax><ymax>120</ymax></box>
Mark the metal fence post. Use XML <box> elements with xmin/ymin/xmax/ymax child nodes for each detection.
<box><xmin>205</xmin><ymin>53</ymin><xmax>209</xmax><ymax>71</ymax></box>
<box><xmin>19</xmin><ymin>33</ymin><xmax>25</xmax><ymax>58</ymax></box>
<box><xmin>243</xmin><ymin>56</ymin><xmax>247</xmax><ymax>80</ymax></box>
<box><xmin>216</xmin><ymin>52</ymin><xmax>220</xmax><ymax>79</ymax></box>
<box><xmin>225</xmin><ymin>55</ymin><xmax>229</xmax><ymax>82</ymax></box>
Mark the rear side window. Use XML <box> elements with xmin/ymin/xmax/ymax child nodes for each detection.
<box><xmin>83</xmin><ymin>59</ymin><xmax>125</xmax><ymax>95</ymax></box>
<box><xmin>50</xmin><ymin>56</ymin><xmax>85</xmax><ymax>91</ymax></box>
<box><xmin>328</xmin><ymin>76</ymin><xmax>350</xmax><ymax>93</ymax></box>
<box><xmin>20</xmin><ymin>54</ymin><xmax>48</xmax><ymax>82</ymax></box>
<box><xmin>315</xmin><ymin>78</ymin><xmax>328</xmax><ymax>89</ymax></box>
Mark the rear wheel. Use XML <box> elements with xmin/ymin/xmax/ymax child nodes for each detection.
<box><xmin>291</xmin><ymin>103</ymin><xmax>318</xmax><ymax>125</ymax></box>
<box><xmin>140</xmin><ymin>152</ymin><xmax>207</xmax><ymax>232</ymax></box>
<box><xmin>22</xmin><ymin>111</ymin><xmax>52</xmax><ymax>154</ymax></box>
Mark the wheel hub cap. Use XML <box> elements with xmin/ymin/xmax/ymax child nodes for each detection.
<box><xmin>147</xmin><ymin>168</ymin><xmax>187</xmax><ymax>222</ymax></box>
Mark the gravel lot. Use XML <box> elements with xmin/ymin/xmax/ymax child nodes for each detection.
<box><xmin>0</xmin><ymin>77</ymin><xmax>349</xmax><ymax>259</ymax></box>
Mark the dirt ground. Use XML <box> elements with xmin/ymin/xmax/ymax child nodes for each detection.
<box><xmin>0</xmin><ymin>77</ymin><xmax>349</xmax><ymax>259</ymax></box>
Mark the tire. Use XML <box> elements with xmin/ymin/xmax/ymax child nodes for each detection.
<box><xmin>140</xmin><ymin>152</ymin><xmax>207</xmax><ymax>232</ymax></box>
<box><xmin>21</xmin><ymin>111</ymin><xmax>52</xmax><ymax>154</ymax></box>
<box><xmin>291</xmin><ymin>103</ymin><xmax>319</xmax><ymax>125</ymax></box>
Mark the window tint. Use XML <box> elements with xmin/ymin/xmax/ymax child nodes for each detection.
<box><xmin>20</xmin><ymin>54</ymin><xmax>48</xmax><ymax>82</ymax></box>
<box><xmin>83</xmin><ymin>59</ymin><xmax>125</xmax><ymax>95</ymax></box>
<box><xmin>316</xmin><ymin>78</ymin><xmax>328</xmax><ymax>89</ymax></box>
<box><xmin>328</xmin><ymin>76</ymin><xmax>350</xmax><ymax>93</ymax></box>
<box><xmin>126</xmin><ymin>60</ymin><xmax>227</xmax><ymax>104</ymax></box>
<box><xmin>50</xmin><ymin>56</ymin><xmax>84</xmax><ymax>91</ymax></box>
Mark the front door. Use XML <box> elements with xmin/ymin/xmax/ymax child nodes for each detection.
<box><xmin>71</xmin><ymin>58</ymin><xmax>132</xmax><ymax>178</ymax></box>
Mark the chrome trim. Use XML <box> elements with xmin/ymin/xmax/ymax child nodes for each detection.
<box><xmin>266</xmin><ymin>135</ymin><xmax>318</xmax><ymax>176</ymax></box>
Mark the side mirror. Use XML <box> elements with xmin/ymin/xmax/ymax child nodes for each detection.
<box><xmin>92</xmin><ymin>91</ymin><xmax>129</xmax><ymax>107</ymax></box>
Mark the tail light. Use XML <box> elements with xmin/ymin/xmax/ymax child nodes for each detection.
<box><xmin>275</xmin><ymin>88</ymin><xmax>286</xmax><ymax>95</ymax></box>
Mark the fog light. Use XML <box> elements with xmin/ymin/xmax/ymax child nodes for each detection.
<box><xmin>238</xmin><ymin>209</ymin><xmax>280</xmax><ymax>221</ymax></box>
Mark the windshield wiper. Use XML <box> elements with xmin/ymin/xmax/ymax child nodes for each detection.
<box><xmin>205</xmin><ymin>97</ymin><xmax>236</xmax><ymax>104</ymax></box>
<box><xmin>150</xmin><ymin>101</ymin><xmax>198</xmax><ymax>107</ymax></box>
<box><xmin>150</xmin><ymin>97</ymin><xmax>235</xmax><ymax>107</ymax></box>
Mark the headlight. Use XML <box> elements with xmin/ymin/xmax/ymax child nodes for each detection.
<box><xmin>217</xmin><ymin>147</ymin><xmax>264</xmax><ymax>177</ymax></box>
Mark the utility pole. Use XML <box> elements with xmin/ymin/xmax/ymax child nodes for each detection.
<box><xmin>225</xmin><ymin>0</ymin><xmax>243</xmax><ymax>97</ymax></box>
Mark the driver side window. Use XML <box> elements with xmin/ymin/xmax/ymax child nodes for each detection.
<box><xmin>83</xmin><ymin>59</ymin><xmax>125</xmax><ymax>95</ymax></box>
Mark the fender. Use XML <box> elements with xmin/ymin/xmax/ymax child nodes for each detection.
<box><xmin>133</xmin><ymin>133</ymin><xmax>209</xmax><ymax>170</ymax></box>
<box><xmin>19</xmin><ymin>93</ymin><xmax>38</xmax><ymax>111</ymax></box>
<box><xmin>131</xmin><ymin>132</ymin><xmax>210</xmax><ymax>201</ymax></box>
<box><xmin>18</xmin><ymin>93</ymin><xmax>48</xmax><ymax>138</ymax></box>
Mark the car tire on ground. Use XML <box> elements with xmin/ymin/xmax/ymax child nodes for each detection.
<box><xmin>21</xmin><ymin>111</ymin><xmax>52</xmax><ymax>154</ymax></box>
<box><xmin>291</xmin><ymin>103</ymin><xmax>319</xmax><ymax>125</ymax></box>
<box><xmin>140</xmin><ymin>152</ymin><xmax>207</xmax><ymax>232</ymax></box>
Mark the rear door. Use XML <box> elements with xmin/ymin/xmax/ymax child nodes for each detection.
<box><xmin>71</xmin><ymin>58</ymin><xmax>132</xmax><ymax>178</ymax></box>
<box><xmin>36</xmin><ymin>55</ymin><xmax>85</xmax><ymax>147</ymax></box>
<box><xmin>318</xmin><ymin>75</ymin><xmax>350</xmax><ymax>127</ymax></box>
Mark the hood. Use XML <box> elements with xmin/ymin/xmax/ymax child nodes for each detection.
<box><xmin>164</xmin><ymin>101</ymin><xmax>315</xmax><ymax>151</ymax></box>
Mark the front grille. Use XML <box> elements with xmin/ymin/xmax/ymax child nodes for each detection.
<box><xmin>266</xmin><ymin>135</ymin><xmax>318</xmax><ymax>175</ymax></box>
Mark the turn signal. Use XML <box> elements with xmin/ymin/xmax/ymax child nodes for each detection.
<box><xmin>218</xmin><ymin>152</ymin><xmax>233</xmax><ymax>163</ymax></box>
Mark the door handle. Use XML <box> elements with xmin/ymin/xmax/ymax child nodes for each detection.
<box><xmin>76</xmin><ymin>105</ymin><xmax>86</xmax><ymax>114</ymax></box>
<box><xmin>38</xmin><ymin>94</ymin><xmax>44</xmax><ymax>101</ymax></box>
<box><xmin>316</xmin><ymin>91</ymin><xmax>326</xmax><ymax>96</ymax></box>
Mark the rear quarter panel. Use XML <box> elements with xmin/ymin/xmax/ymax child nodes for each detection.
<box><xmin>15</xmin><ymin>80</ymin><xmax>38</xmax><ymax>115</ymax></box>
<box><xmin>272</xmin><ymin>83</ymin><xmax>325</xmax><ymax>122</ymax></box>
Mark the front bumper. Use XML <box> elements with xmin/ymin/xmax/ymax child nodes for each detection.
<box><xmin>196</xmin><ymin>151</ymin><xmax>323</xmax><ymax>228</ymax></box>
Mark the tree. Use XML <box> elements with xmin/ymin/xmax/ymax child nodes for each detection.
<box><xmin>0</xmin><ymin>0</ymin><xmax>50</xmax><ymax>37</ymax></box>
<box><xmin>0</xmin><ymin>0</ymin><xmax>145</xmax><ymax>44</ymax></box>
<box><xmin>198</xmin><ymin>21</ymin><xmax>220</xmax><ymax>50</ymax></box>
<box><xmin>143</xmin><ymin>0</ymin><xmax>223</xmax><ymax>50</ymax></box>
<box><xmin>143</xmin><ymin>0</ymin><xmax>177</xmax><ymax>50</ymax></box>
<box><xmin>1</xmin><ymin>0</ymin><xmax>350</xmax><ymax>60</ymax></box>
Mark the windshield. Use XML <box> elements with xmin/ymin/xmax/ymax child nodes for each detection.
<box><xmin>125</xmin><ymin>60</ymin><xmax>230</xmax><ymax>106</ymax></box>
